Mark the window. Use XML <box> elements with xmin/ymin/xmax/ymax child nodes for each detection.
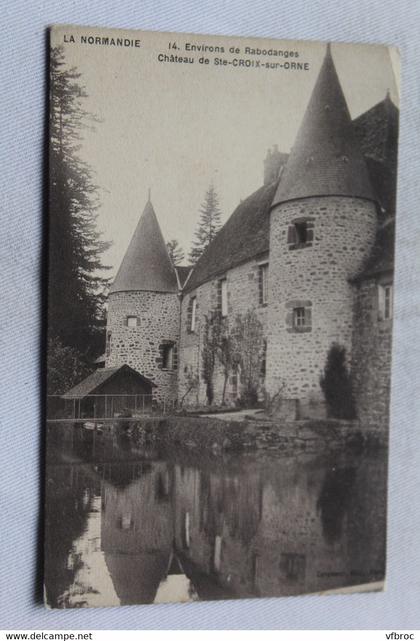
<box><xmin>126</xmin><ymin>315</ymin><xmax>138</xmax><ymax>328</ymax></box>
<box><xmin>218</xmin><ymin>278</ymin><xmax>228</xmax><ymax>317</ymax></box>
<box><xmin>105</xmin><ymin>331</ymin><xmax>112</xmax><ymax>357</ymax></box>
<box><xmin>258</xmin><ymin>263</ymin><xmax>269</xmax><ymax>306</ymax></box>
<box><xmin>294</xmin><ymin>307</ymin><xmax>306</xmax><ymax>328</ymax></box>
<box><xmin>118</xmin><ymin>513</ymin><xmax>133</xmax><ymax>530</ymax></box>
<box><xmin>295</xmin><ymin>222</ymin><xmax>308</xmax><ymax>244</ymax></box>
<box><xmin>287</xmin><ymin>219</ymin><xmax>314</xmax><ymax>249</ymax></box>
<box><xmin>182</xmin><ymin>512</ymin><xmax>190</xmax><ymax>549</ymax></box>
<box><xmin>260</xmin><ymin>339</ymin><xmax>267</xmax><ymax>377</ymax></box>
<box><xmin>229</xmin><ymin>371</ymin><xmax>240</xmax><ymax>400</ymax></box>
<box><xmin>280</xmin><ymin>553</ymin><xmax>306</xmax><ymax>580</ymax></box>
<box><xmin>287</xmin><ymin>301</ymin><xmax>312</xmax><ymax>333</ymax></box>
<box><xmin>162</xmin><ymin>344</ymin><xmax>174</xmax><ymax>369</ymax></box>
<box><xmin>159</xmin><ymin>341</ymin><xmax>177</xmax><ymax>370</ymax></box>
<box><xmin>190</xmin><ymin>297</ymin><xmax>197</xmax><ymax>332</ymax></box>
<box><xmin>378</xmin><ymin>283</ymin><xmax>393</xmax><ymax>320</ymax></box>
<box><xmin>213</xmin><ymin>535</ymin><xmax>222</xmax><ymax>572</ymax></box>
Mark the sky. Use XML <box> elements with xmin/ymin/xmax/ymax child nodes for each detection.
<box><xmin>53</xmin><ymin>26</ymin><xmax>399</xmax><ymax>277</ymax></box>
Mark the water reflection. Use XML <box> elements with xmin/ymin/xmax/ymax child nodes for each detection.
<box><xmin>45</xmin><ymin>424</ymin><xmax>386</xmax><ymax>607</ymax></box>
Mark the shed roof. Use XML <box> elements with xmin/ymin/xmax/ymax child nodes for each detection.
<box><xmin>110</xmin><ymin>200</ymin><xmax>178</xmax><ymax>294</ymax></box>
<box><xmin>62</xmin><ymin>364</ymin><xmax>156</xmax><ymax>399</ymax></box>
<box><xmin>272</xmin><ymin>44</ymin><xmax>375</xmax><ymax>206</ymax></box>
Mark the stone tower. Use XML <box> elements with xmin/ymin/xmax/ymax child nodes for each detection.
<box><xmin>266</xmin><ymin>44</ymin><xmax>378</xmax><ymax>418</ymax></box>
<box><xmin>105</xmin><ymin>198</ymin><xmax>180</xmax><ymax>405</ymax></box>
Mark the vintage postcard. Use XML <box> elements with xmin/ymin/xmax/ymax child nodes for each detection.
<box><xmin>45</xmin><ymin>25</ymin><xmax>399</xmax><ymax>607</ymax></box>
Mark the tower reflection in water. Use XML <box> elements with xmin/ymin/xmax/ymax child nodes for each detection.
<box><xmin>45</xmin><ymin>433</ymin><xmax>386</xmax><ymax>607</ymax></box>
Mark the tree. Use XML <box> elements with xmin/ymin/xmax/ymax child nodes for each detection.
<box><xmin>47</xmin><ymin>336</ymin><xmax>91</xmax><ymax>395</ymax></box>
<box><xmin>217</xmin><ymin>328</ymin><xmax>239</xmax><ymax>405</ymax></box>
<box><xmin>201</xmin><ymin>311</ymin><xmax>224</xmax><ymax>405</ymax></box>
<box><xmin>48</xmin><ymin>45</ymin><xmax>111</xmax><ymax>361</ymax></box>
<box><xmin>166</xmin><ymin>239</ymin><xmax>185</xmax><ymax>265</ymax></box>
<box><xmin>179</xmin><ymin>365</ymin><xmax>199</xmax><ymax>407</ymax></box>
<box><xmin>320</xmin><ymin>343</ymin><xmax>356</xmax><ymax>419</ymax></box>
<box><xmin>231</xmin><ymin>310</ymin><xmax>264</xmax><ymax>406</ymax></box>
<box><xmin>189</xmin><ymin>184</ymin><xmax>222</xmax><ymax>264</ymax></box>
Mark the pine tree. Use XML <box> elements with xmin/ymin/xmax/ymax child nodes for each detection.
<box><xmin>189</xmin><ymin>184</ymin><xmax>222</xmax><ymax>264</ymax></box>
<box><xmin>320</xmin><ymin>343</ymin><xmax>356</xmax><ymax>419</ymax></box>
<box><xmin>166</xmin><ymin>239</ymin><xmax>185</xmax><ymax>265</ymax></box>
<box><xmin>48</xmin><ymin>46</ymin><xmax>111</xmax><ymax>362</ymax></box>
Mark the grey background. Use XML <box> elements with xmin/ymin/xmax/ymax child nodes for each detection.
<box><xmin>1</xmin><ymin>0</ymin><xmax>419</xmax><ymax>630</ymax></box>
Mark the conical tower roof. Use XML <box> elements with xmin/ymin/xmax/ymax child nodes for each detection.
<box><xmin>110</xmin><ymin>199</ymin><xmax>178</xmax><ymax>294</ymax></box>
<box><xmin>272</xmin><ymin>44</ymin><xmax>375</xmax><ymax>206</ymax></box>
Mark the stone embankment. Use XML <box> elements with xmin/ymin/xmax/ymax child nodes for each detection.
<box><xmin>127</xmin><ymin>414</ymin><xmax>386</xmax><ymax>453</ymax></box>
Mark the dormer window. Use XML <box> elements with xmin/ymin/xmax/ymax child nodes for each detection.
<box><xmin>287</xmin><ymin>218</ymin><xmax>314</xmax><ymax>250</ymax></box>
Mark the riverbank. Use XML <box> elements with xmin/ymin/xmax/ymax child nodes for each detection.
<box><xmin>127</xmin><ymin>414</ymin><xmax>387</xmax><ymax>453</ymax></box>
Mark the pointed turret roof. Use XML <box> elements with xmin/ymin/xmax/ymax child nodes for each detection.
<box><xmin>273</xmin><ymin>44</ymin><xmax>375</xmax><ymax>206</ymax></box>
<box><xmin>110</xmin><ymin>199</ymin><xmax>178</xmax><ymax>294</ymax></box>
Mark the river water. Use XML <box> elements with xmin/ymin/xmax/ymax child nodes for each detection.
<box><xmin>44</xmin><ymin>423</ymin><xmax>387</xmax><ymax>608</ymax></box>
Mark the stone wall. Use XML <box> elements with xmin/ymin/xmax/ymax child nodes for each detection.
<box><xmin>178</xmin><ymin>257</ymin><xmax>269</xmax><ymax>406</ymax></box>
<box><xmin>352</xmin><ymin>276</ymin><xmax>393</xmax><ymax>430</ymax></box>
<box><xmin>266</xmin><ymin>196</ymin><xmax>377</xmax><ymax>416</ymax></box>
<box><xmin>106</xmin><ymin>291</ymin><xmax>180</xmax><ymax>404</ymax></box>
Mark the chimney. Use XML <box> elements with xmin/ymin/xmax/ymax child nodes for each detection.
<box><xmin>264</xmin><ymin>145</ymin><xmax>285</xmax><ymax>185</ymax></box>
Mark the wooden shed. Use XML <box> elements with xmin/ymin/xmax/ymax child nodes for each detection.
<box><xmin>62</xmin><ymin>364</ymin><xmax>156</xmax><ymax>419</ymax></box>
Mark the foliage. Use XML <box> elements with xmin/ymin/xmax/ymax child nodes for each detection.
<box><xmin>320</xmin><ymin>343</ymin><xmax>356</xmax><ymax>419</ymax></box>
<box><xmin>166</xmin><ymin>239</ymin><xmax>185</xmax><ymax>265</ymax></box>
<box><xmin>230</xmin><ymin>310</ymin><xmax>265</xmax><ymax>407</ymax></box>
<box><xmin>180</xmin><ymin>365</ymin><xmax>199</xmax><ymax>407</ymax></box>
<box><xmin>201</xmin><ymin>311</ymin><xmax>225</xmax><ymax>405</ymax></box>
<box><xmin>263</xmin><ymin>378</ymin><xmax>288</xmax><ymax>415</ymax></box>
<box><xmin>200</xmin><ymin>309</ymin><xmax>264</xmax><ymax>407</ymax></box>
<box><xmin>49</xmin><ymin>45</ymin><xmax>111</xmax><ymax>360</ymax></box>
<box><xmin>189</xmin><ymin>184</ymin><xmax>222</xmax><ymax>264</ymax></box>
<box><xmin>47</xmin><ymin>336</ymin><xmax>92</xmax><ymax>395</ymax></box>
<box><xmin>216</xmin><ymin>325</ymin><xmax>239</xmax><ymax>405</ymax></box>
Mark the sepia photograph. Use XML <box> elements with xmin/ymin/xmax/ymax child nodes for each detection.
<box><xmin>45</xmin><ymin>25</ymin><xmax>399</xmax><ymax>608</ymax></box>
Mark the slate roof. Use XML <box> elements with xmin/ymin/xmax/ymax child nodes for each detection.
<box><xmin>175</xmin><ymin>265</ymin><xmax>193</xmax><ymax>289</ymax></box>
<box><xmin>62</xmin><ymin>364</ymin><xmax>156</xmax><ymax>399</ymax></box>
<box><xmin>272</xmin><ymin>44</ymin><xmax>375</xmax><ymax>206</ymax></box>
<box><xmin>110</xmin><ymin>50</ymin><xmax>397</xmax><ymax>295</ymax></box>
<box><xmin>110</xmin><ymin>200</ymin><xmax>178</xmax><ymax>294</ymax></box>
<box><xmin>185</xmin><ymin>180</ymin><xmax>277</xmax><ymax>292</ymax></box>
<box><xmin>355</xmin><ymin>217</ymin><xmax>395</xmax><ymax>281</ymax></box>
<box><xmin>353</xmin><ymin>93</ymin><xmax>399</xmax><ymax>168</ymax></box>
<box><xmin>353</xmin><ymin>94</ymin><xmax>399</xmax><ymax>215</ymax></box>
